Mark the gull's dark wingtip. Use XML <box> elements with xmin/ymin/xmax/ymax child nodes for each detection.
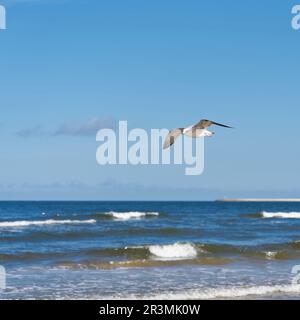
<box><xmin>211</xmin><ymin>121</ymin><xmax>233</xmax><ymax>129</ymax></box>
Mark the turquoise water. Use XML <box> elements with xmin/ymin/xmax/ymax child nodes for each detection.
<box><xmin>0</xmin><ymin>201</ymin><xmax>300</xmax><ymax>299</ymax></box>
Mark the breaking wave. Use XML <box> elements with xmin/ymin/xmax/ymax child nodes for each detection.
<box><xmin>105</xmin><ymin>211</ymin><xmax>159</xmax><ymax>220</ymax></box>
<box><xmin>86</xmin><ymin>242</ymin><xmax>199</xmax><ymax>260</ymax></box>
<box><xmin>74</xmin><ymin>241</ymin><xmax>300</xmax><ymax>262</ymax></box>
<box><xmin>148</xmin><ymin>243</ymin><xmax>198</xmax><ymax>259</ymax></box>
<box><xmin>261</xmin><ymin>211</ymin><xmax>300</xmax><ymax>219</ymax></box>
<box><xmin>0</xmin><ymin>219</ymin><xmax>96</xmax><ymax>228</ymax></box>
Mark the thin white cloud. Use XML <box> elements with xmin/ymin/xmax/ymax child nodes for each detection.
<box><xmin>16</xmin><ymin>125</ymin><xmax>50</xmax><ymax>137</ymax></box>
<box><xmin>0</xmin><ymin>180</ymin><xmax>223</xmax><ymax>201</ymax></box>
<box><xmin>2</xmin><ymin>0</ymin><xmax>64</xmax><ymax>4</ymax></box>
<box><xmin>54</xmin><ymin>117</ymin><xmax>117</xmax><ymax>136</ymax></box>
<box><xmin>16</xmin><ymin>117</ymin><xmax>117</xmax><ymax>138</ymax></box>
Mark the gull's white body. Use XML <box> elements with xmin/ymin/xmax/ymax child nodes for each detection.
<box><xmin>183</xmin><ymin>126</ymin><xmax>214</xmax><ymax>137</ymax></box>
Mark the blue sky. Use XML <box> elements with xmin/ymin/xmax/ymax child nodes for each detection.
<box><xmin>0</xmin><ymin>0</ymin><xmax>299</xmax><ymax>200</ymax></box>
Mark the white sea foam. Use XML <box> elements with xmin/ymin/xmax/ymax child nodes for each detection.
<box><xmin>262</xmin><ymin>211</ymin><xmax>300</xmax><ymax>219</ymax></box>
<box><xmin>148</xmin><ymin>243</ymin><xmax>197</xmax><ymax>259</ymax></box>
<box><xmin>0</xmin><ymin>219</ymin><xmax>96</xmax><ymax>228</ymax></box>
<box><xmin>100</xmin><ymin>284</ymin><xmax>300</xmax><ymax>300</ymax></box>
<box><xmin>122</xmin><ymin>284</ymin><xmax>300</xmax><ymax>300</ymax></box>
<box><xmin>107</xmin><ymin>211</ymin><xmax>159</xmax><ymax>220</ymax></box>
<box><xmin>103</xmin><ymin>284</ymin><xmax>300</xmax><ymax>300</ymax></box>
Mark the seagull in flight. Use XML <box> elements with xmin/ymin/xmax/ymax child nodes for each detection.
<box><xmin>163</xmin><ymin>119</ymin><xmax>232</xmax><ymax>149</ymax></box>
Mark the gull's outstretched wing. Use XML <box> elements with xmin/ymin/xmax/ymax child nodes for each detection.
<box><xmin>163</xmin><ymin>128</ymin><xmax>183</xmax><ymax>149</ymax></box>
<box><xmin>194</xmin><ymin>119</ymin><xmax>232</xmax><ymax>129</ymax></box>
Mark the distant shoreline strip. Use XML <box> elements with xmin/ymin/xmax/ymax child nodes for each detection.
<box><xmin>216</xmin><ymin>199</ymin><xmax>300</xmax><ymax>202</ymax></box>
